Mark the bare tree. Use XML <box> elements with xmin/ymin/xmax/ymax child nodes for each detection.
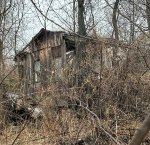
<box><xmin>77</xmin><ymin>0</ymin><xmax>86</xmax><ymax>36</ymax></box>
<box><xmin>0</xmin><ymin>0</ymin><xmax>12</xmax><ymax>79</ymax></box>
<box><xmin>146</xmin><ymin>0</ymin><xmax>150</xmax><ymax>34</ymax></box>
<box><xmin>112</xmin><ymin>0</ymin><xmax>119</xmax><ymax>40</ymax></box>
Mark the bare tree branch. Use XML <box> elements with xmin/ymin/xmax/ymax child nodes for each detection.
<box><xmin>30</xmin><ymin>0</ymin><xmax>67</xmax><ymax>31</ymax></box>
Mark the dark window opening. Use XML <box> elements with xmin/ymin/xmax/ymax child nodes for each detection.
<box><xmin>65</xmin><ymin>39</ymin><xmax>76</xmax><ymax>52</ymax></box>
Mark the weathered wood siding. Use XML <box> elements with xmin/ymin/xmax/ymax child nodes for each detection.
<box><xmin>20</xmin><ymin>31</ymin><xmax>67</xmax><ymax>96</ymax></box>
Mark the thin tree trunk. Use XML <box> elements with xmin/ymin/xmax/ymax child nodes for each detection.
<box><xmin>130</xmin><ymin>0</ymin><xmax>135</xmax><ymax>42</ymax></box>
<box><xmin>112</xmin><ymin>0</ymin><xmax>119</xmax><ymax>67</ymax></box>
<box><xmin>77</xmin><ymin>0</ymin><xmax>86</xmax><ymax>36</ymax></box>
<box><xmin>0</xmin><ymin>1</ymin><xmax>3</xmax><ymax>75</ymax></box>
<box><xmin>73</xmin><ymin>0</ymin><xmax>76</xmax><ymax>33</ymax></box>
<box><xmin>129</xmin><ymin>114</ymin><xmax>150</xmax><ymax>145</ymax></box>
<box><xmin>112</xmin><ymin>0</ymin><xmax>119</xmax><ymax>40</ymax></box>
<box><xmin>89</xmin><ymin>0</ymin><xmax>97</xmax><ymax>37</ymax></box>
<box><xmin>0</xmin><ymin>1</ymin><xmax>5</xmax><ymax>79</ymax></box>
<box><xmin>76</xmin><ymin>0</ymin><xmax>87</xmax><ymax>86</ymax></box>
<box><xmin>0</xmin><ymin>40</ymin><xmax>3</xmax><ymax>69</ymax></box>
<box><xmin>77</xmin><ymin>0</ymin><xmax>86</xmax><ymax>57</ymax></box>
<box><xmin>146</xmin><ymin>0</ymin><xmax>150</xmax><ymax>34</ymax></box>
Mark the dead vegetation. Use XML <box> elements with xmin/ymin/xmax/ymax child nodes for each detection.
<box><xmin>0</xmin><ymin>39</ymin><xmax>150</xmax><ymax>145</ymax></box>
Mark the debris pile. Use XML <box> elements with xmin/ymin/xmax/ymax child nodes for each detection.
<box><xmin>2</xmin><ymin>93</ymin><xmax>43</xmax><ymax>125</ymax></box>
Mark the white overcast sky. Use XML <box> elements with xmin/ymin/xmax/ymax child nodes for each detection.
<box><xmin>19</xmin><ymin>0</ymin><xmax>110</xmax><ymax>49</ymax></box>
<box><xmin>4</xmin><ymin>0</ymin><xmax>148</xmax><ymax>60</ymax></box>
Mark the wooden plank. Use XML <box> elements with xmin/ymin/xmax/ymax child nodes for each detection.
<box><xmin>61</xmin><ymin>33</ymin><xmax>66</xmax><ymax>67</ymax></box>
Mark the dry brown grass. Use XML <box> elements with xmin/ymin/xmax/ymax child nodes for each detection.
<box><xmin>1</xmin><ymin>41</ymin><xmax>150</xmax><ymax>145</ymax></box>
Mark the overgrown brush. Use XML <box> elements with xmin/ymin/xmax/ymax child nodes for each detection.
<box><xmin>1</xmin><ymin>41</ymin><xmax>150</xmax><ymax>144</ymax></box>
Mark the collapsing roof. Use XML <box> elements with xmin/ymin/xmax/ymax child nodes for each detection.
<box><xmin>14</xmin><ymin>28</ymin><xmax>76</xmax><ymax>61</ymax></box>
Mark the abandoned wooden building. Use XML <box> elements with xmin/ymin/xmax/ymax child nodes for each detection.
<box><xmin>14</xmin><ymin>28</ymin><xmax>77</xmax><ymax>96</ymax></box>
<box><xmin>14</xmin><ymin>28</ymin><xmax>131</xmax><ymax>97</ymax></box>
<box><xmin>15</xmin><ymin>28</ymin><xmax>146</xmax><ymax>98</ymax></box>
